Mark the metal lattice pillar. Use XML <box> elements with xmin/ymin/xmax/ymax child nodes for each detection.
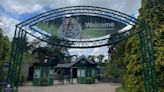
<box><xmin>15</xmin><ymin>30</ymin><xmax>27</xmax><ymax>87</ymax></box>
<box><xmin>7</xmin><ymin>27</ymin><xmax>27</xmax><ymax>91</ymax></box>
<box><xmin>139</xmin><ymin>27</ymin><xmax>158</xmax><ymax>92</ymax></box>
<box><xmin>139</xmin><ymin>30</ymin><xmax>151</xmax><ymax>92</ymax></box>
<box><xmin>145</xmin><ymin>28</ymin><xmax>158</xmax><ymax>92</ymax></box>
<box><xmin>7</xmin><ymin>27</ymin><xmax>21</xmax><ymax>84</ymax></box>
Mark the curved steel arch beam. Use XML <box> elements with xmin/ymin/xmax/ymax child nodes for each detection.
<box><xmin>17</xmin><ymin>6</ymin><xmax>144</xmax><ymax>27</ymax></box>
<box><xmin>16</xmin><ymin>6</ymin><xmax>148</xmax><ymax>48</ymax></box>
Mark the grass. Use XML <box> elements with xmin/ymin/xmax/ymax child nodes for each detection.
<box><xmin>115</xmin><ymin>87</ymin><xmax>127</xmax><ymax>92</ymax></box>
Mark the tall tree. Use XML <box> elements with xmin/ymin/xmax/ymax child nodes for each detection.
<box><xmin>97</xmin><ymin>54</ymin><xmax>105</xmax><ymax>65</ymax></box>
<box><xmin>88</xmin><ymin>55</ymin><xmax>96</xmax><ymax>62</ymax></box>
<box><xmin>30</xmin><ymin>36</ymin><xmax>71</xmax><ymax>65</ymax></box>
<box><xmin>124</xmin><ymin>0</ymin><xmax>164</xmax><ymax>92</ymax></box>
<box><xmin>104</xmin><ymin>41</ymin><xmax>126</xmax><ymax>82</ymax></box>
<box><xmin>0</xmin><ymin>28</ymin><xmax>11</xmax><ymax>81</ymax></box>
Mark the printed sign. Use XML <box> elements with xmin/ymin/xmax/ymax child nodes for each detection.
<box><xmin>36</xmin><ymin>15</ymin><xmax>126</xmax><ymax>39</ymax></box>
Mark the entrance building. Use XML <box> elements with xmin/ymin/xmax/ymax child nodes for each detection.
<box><xmin>55</xmin><ymin>56</ymin><xmax>97</xmax><ymax>84</ymax></box>
<box><xmin>33</xmin><ymin>62</ymin><xmax>54</xmax><ymax>86</ymax></box>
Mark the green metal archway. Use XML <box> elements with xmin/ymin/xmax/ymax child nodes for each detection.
<box><xmin>5</xmin><ymin>6</ymin><xmax>158</xmax><ymax>92</ymax></box>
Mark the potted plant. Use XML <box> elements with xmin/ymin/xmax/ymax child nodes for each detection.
<box><xmin>86</xmin><ymin>77</ymin><xmax>93</xmax><ymax>84</ymax></box>
<box><xmin>41</xmin><ymin>78</ymin><xmax>48</xmax><ymax>86</ymax></box>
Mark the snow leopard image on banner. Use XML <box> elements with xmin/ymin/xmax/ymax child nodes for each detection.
<box><xmin>59</xmin><ymin>17</ymin><xmax>81</xmax><ymax>39</ymax></box>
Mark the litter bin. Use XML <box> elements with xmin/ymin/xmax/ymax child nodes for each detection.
<box><xmin>4</xmin><ymin>84</ymin><xmax>13</xmax><ymax>92</ymax></box>
<box><xmin>4</xmin><ymin>88</ymin><xmax>12</xmax><ymax>92</ymax></box>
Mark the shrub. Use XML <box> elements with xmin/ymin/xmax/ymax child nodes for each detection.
<box><xmin>86</xmin><ymin>77</ymin><xmax>94</xmax><ymax>84</ymax></box>
<box><xmin>41</xmin><ymin>78</ymin><xmax>48</xmax><ymax>86</ymax></box>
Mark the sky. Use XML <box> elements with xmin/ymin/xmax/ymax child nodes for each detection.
<box><xmin>0</xmin><ymin>0</ymin><xmax>141</xmax><ymax>59</ymax></box>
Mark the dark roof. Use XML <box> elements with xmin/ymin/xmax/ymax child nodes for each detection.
<box><xmin>55</xmin><ymin>64</ymin><xmax>71</xmax><ymax>68</ymax></box>
<box><xmin>33</xmin><ymin>62</ymin><xmax>54</xmax><ymax>66</ymax></box>
<box><xmin>55</xmin><ymin>55</ymin><xmax>96</xmax><ymax>68</ymax></box>
<box><xmin>70</xmin><ymin>55</ymin><xmax>96</xmax><ymax>66</ymax></box>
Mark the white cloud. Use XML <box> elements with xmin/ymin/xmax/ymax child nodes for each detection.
<box><xmin>48</xmin><ymin>0</ymin><xmax>141</xmax><ymax>15</ymax></box>
<box><xmin>0</xmin><ymin>0</ymin><xmax>141</xmax><ymax>39</ymax></box>
<box><xmin>69</xmin><ymin>46</ymin><xmax>109</xmax><ymax>58</ymax></box>
<box><xmin>0</xmin><ymin>0</ymin><xmax>141</xmax><ymax>56</ymax></box>
<box><xmin>0</xmin><ymin>20</ymin><xmax>5</xmax><ymax>28</ymax></box>
<box><xmin>0</xmin><ymin>0</ymin><xmax>141</xmax><ymax>15</ymax></box>
<box><xmin>0</xmin><ymin>16</ymin><xmax>19</xmax><ymax>40</ymax></box>
<box><xmin>1</xmin><ymin>0</ymin><xmax>45</xmax><ymax>14</ymax></box>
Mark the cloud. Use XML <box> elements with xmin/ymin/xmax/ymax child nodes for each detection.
<box><xmin>0</xmin><ymin>0</ymin><xmax>141</xmax><ymax>56</ymax></box>
<box><xmin>0</xmin><ymin>0</ymin><xmax>141</xmax><ymax>16</ymax></box>
<box><xmin>0</xmin><ymin>16</ymin><xmax>19</xmax><ymax>40</ymax></box>
<box><xmin>0</xmin><ymin>0</ymin><xmax>141</xmax><ymax>39</ymax></box>
<box><xmin>48</xmin><ymin>0</ymin><xmax>141</xmax><ymax>15</ymax></box>
<box><xmin>69</xmin><ymin>46</ymin><xmax>109</xmax><ymax>58</ymax></box>
<box><xmin>0</xmin><ymin>0</ymin><xmax>45</xmax><ymax>15</ymax></box>
<box><xmin>0</xmin><ymin>20</ymin><xmax>5</xmax><ymax>28</ymax></box>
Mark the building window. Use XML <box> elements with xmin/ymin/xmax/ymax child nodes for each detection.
<box><xmin>77</xmin><ymin>69</ymin><xmax>86</xmax><ymax>77</ymax></box>
<box><xmin>34</xmin><ymin>69</ymin><xmax>40</xmax><ymax>78</ymax></box>
<box><xmin>49</xmin><ymin>70</ymin><xmax>54</xmax><ymax>77</ymax></box>
<box><xmin>81</xmin><ymin>69</ymin><xmax>85</xmax><ymax>77</ymax></box>
<box><xmin>92</xmin><ymin>69</ymin><xmax>95</xmax><ymax>77</ymax></box>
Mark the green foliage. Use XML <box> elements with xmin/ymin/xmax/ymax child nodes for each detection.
<box><xmin>28</xmin><ymin>35</ymin><xmax>71</xmax><ymax>65</ymax></box>
<box><xmin>40</xmin><ymin>78</ymin><xmax>48</xmax><ymax>86</ymax></box>
<box><xmin>104</xmin><ymin>41</ymin><xmax>126</xmax><ymax>82</ymax></box>
<box><xmin>37</xmin><ymin>22</ymin><xmax>59</xmax><ymax>36</ymax></box>
<box><xmin>23</xmin><ymin>52</ymin><xmax>38</xmax><ymax>64</ymax></box>
<box><xmin>97</xmin><ymin>54</ymin><xmax>105</xmax><ymax>65</ymax></box>
<box><xmin>123</xmin><ymin>32</ymin><xmax>142</xmax><ymax>90</ymax></box>
<box><xmin>104</xmin><ymin>62</ymin><xmax>124</xmax><ymax>79</ymax></box>
<box><xmin>154</xmin><ymin>25</ymin><xmax>164</xmax><ymax>92</ymax></box>
<box><xmin>106</xmin><ymin>1</ymin><xmax>164</xmax><ymax>91</ymax></box>
<box><xmin>88</xmin><ymin>55</ymin><xmax>96</xmax><ymax>62</ymax></box>
<box><xmin>123</xmin><ymin>0</ymin><xmax>164</xmax><ymax>91</ymax></box>
<box><xmin>0</xmin><ymin>29</ymin><xmax>10</xmax><ymax>61</ymax></box>
<box><xmin>0</xmin><ymin>29</ymin><xmax>11</xmax><ymax>81</ymax></box>
<box><xmin>116</xmin><ymin>87</ymin><xmax>127</xmax><ymax>92</ymax></box>
<box><xmin>124</xmin><ymin>74</ymin><xmax>145</xmax><ymax>92</ymax></box>
<box><xmin>86</xmin><ymin>77</ymin><xmax>94</xmax><ymax>84</ymax></box>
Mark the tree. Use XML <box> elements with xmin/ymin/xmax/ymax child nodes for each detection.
<box><xmin>123</xmin><ymin>0</ymin><xmax>164</xmax><ymax>91</ymax></box>
<box><xmin>97</xmin><ymin>55</ymin><xmax>105</xmax><ymax>65</ymax></box>
<box><xmin>88</xmin><ymin>55</ymin><xmax>96</xmax><ymax>62</ymax></box>
<box><xmin>0</xmin><ymin>28</ymin><xmax>11</xmax><ymax>81</ymax></box>
<box><xmin>104</xmin><ymin>41</ymin><xmax>126</xmax><ymax>83</ymax></box>
<box><xmin>30</xmin><ymin>36</ymin><xmax>72</xmax><ymax>65</ymax></box>
<box><xmin>32</xmin><ymin>47</ymin><xmax>49</xmax><ymax>61</ymax></box>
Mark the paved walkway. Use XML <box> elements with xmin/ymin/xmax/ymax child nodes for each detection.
<box><xmin>19</xmin><ymin>81</ymin><xmax>120</xmax><ymax>92</ymax></box>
